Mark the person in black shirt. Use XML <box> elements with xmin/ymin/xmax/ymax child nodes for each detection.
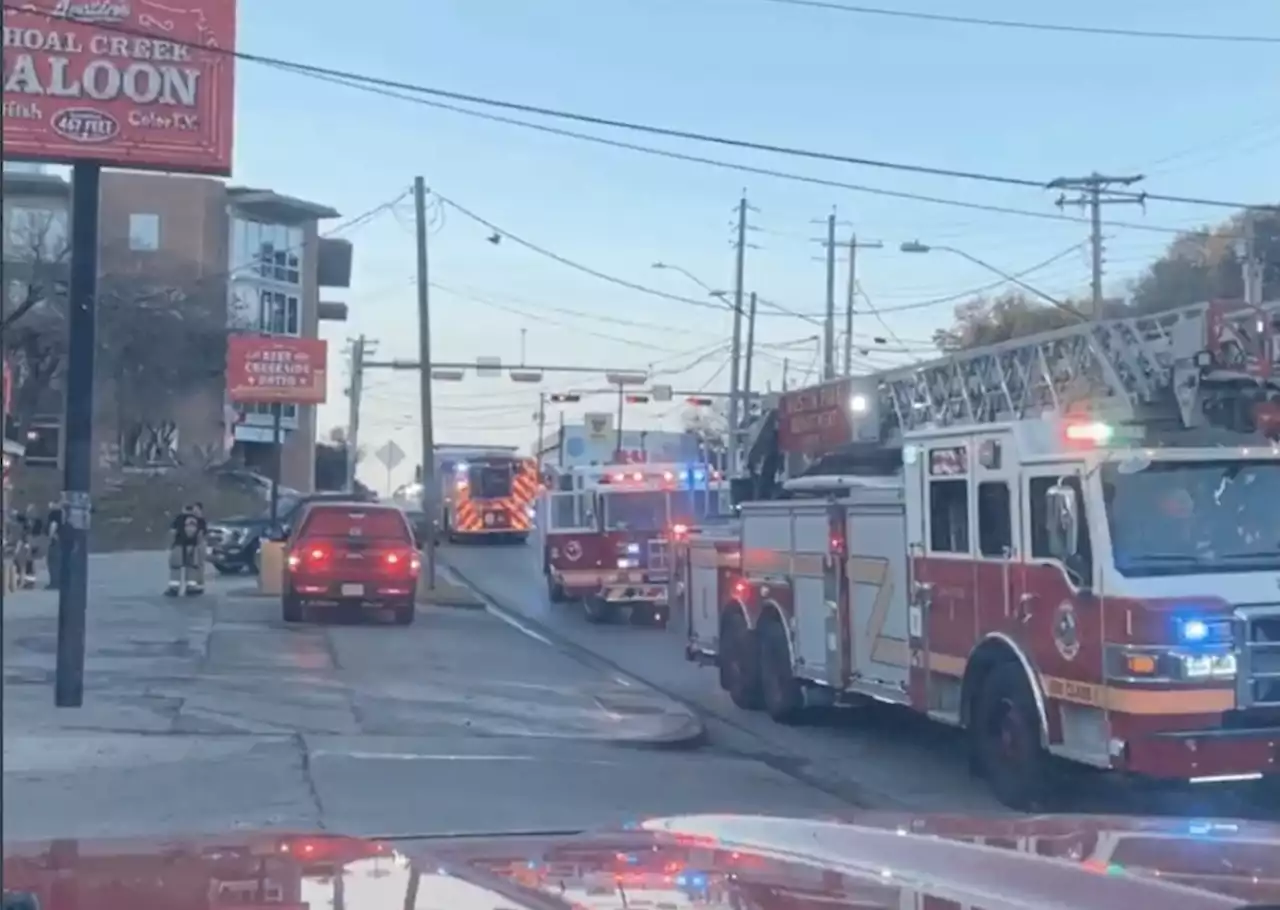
<box><xmin>166</xmin><ymin>504</ymin><xmax>207</xmax><ymax>595</ymax></box>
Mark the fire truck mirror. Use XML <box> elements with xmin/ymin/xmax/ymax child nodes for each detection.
<box><xmin>1046</xmin><ymin>481</ymin><xmax>1080</xmax><ymax>559</ymax></box>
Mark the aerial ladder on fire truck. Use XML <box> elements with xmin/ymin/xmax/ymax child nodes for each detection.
<box><xmin>741</xmin><ymin>297</ymin><xmax>1280</xmax><ymax>495</ymax></box>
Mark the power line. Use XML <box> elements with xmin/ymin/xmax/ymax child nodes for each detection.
<box><xmin>750</xmin><ymin>0</ymin><xmax>1280</xmax><ymax>44</ymax></box>
<box><xmin>299</xmin><ymin>69</ymin><xmax>1237</xmax><ymax>238</ymax></box>
<box><xmin>8</xmin><ymin>3</ymin><xmax>1270</xmax><ymax>216</ymax></box>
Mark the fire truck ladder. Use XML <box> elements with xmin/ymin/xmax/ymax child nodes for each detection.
<box><xmin>876</xmin><ymin>298</ymin><xmax>1280</xmax><ymax>439</ymax></box>
<box><xmin>739</xmin><ymin>299</ymin><xmax>1279</xmax><ymax>500</ymax></box>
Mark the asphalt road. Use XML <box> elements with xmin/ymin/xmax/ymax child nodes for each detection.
<box><xmin>3</xmin><ymin>552</ymin><xmax>855</xmax><ymax>842</ymax></box>
<box><xmin>439</xmin><ymin>537</ymin><xmax>1280</xmax><ymax>821</ymax></box>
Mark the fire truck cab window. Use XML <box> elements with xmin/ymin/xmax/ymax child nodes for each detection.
<box><xmin>549</xmin><ymin>493</ymin><xmax>581</xmax><ymax>530</ymax></box>
<box><xmin>928</xmin><ymin>479</ymin><xmax>970</xmax><ymax>553</ymax></box>
<box><xmin>977</xmin><ymin>481</ymin><xmax>1012</xmax><ymax>557</ymax></box>
<box><xmin>1029</xmin><ymin>475</ymin><xmax>1093</xmax><ymax>580</ymax></box>
<box><xmin>602</xmin><ymin>491</ymin><xmax>667</xmax><ymax>531</ymax></box>
<box><xmin>470</xmin><ymin>462</ymin><xmax>514</xmax><ymax>499</ymax></box>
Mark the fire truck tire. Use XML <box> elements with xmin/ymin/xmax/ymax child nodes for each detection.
<box><xmin>547</xmin><ymin>575</ymin><xmax>566</xmax><ymax>603</ymax></box>
<box><xmin>972</xmin><ymin>661</ymin><xmax>1052</xmax><ymax>811</ymax></box>
<box><xmin>759</xmin><ymin>617</ymin><xmax>805</xmax><ymax>723</ymax></box>
<box><xmin>720</xmin><ymin>611</ymin><xmax>763</xmax><ymax>710</ymax></box>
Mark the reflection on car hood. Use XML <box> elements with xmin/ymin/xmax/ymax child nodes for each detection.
<box><xmin>4</xmin><ymin>813</ymin><xmax>1277</xmax><ymax>909</ymax></box>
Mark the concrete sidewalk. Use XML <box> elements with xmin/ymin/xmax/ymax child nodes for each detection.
<box><xmin>3</xmin><ymin>551</ymin><xmax>704</xmax><ymax>839</ymax></box>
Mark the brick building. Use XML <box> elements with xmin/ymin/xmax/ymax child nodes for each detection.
<box><xmin>1</xmin><ymin>164</ymin><xmax>352</xmax><ymax>491</ymax></box>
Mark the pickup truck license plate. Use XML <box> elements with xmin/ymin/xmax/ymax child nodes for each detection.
<box><xmin>340</xmin><ymin>583</ymin><xmax>364</xmax><ymax>597</ymax></box>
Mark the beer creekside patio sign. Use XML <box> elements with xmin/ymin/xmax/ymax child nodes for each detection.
<box><xmin>2</xmin><ymin>0</ymin><xmax>237</xmax><ymax>175</ymax></box>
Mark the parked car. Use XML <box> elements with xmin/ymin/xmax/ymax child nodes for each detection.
<box><xmin>282</xmin><ymin>502</ymin><xmax>421</xmax><ymax>625</ymax></box>
<box><xmin>206</xmin><ymin>490</ymin><xmax>377</xmax><ymax>575</ymax></box>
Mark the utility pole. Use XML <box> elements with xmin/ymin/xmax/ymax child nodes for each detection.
<box><xmin>413</xmin><ymin>176</ymin><xmax>437</xmax><ymax>589</ymax></box>
<box><xmin>811</xmin><ymin>208</ymin><xmax>851</xmax><ymax>380</ymax></box>
<box><xmin>742</xmin><ymin>291</ymin><xmax>758</xmax><ymax>406</ymax></box>
<box><xmin>535</xmin><ymin>392</ymin><xmax>546</xmax><ymax>468</ymax></box>
<box><xmin>345</xmin><ymin>335</ymin><xmax>373</xmax><ymax>491</ymax></box>
<box><xmin>1243</xmin><ymin>212</ymin><xmax>1265</xmax><ymax>309</ymax></box>
<box><xmin>823</xmin><ymin>212</ymin><xmax>836</xmax><ymax>378</ymax></box>
<box><xmin>55</xmin><ymin>162</ymin><xmax>101</xmax><ymax>708</ymax></box>
<box><xmin>843</xmin><ymin>234</ymin><xmax>883</xmax><ymax>376</ymax></box>
<box><xmin>728</xmin><ymin>193</ymin><xmax>749</xmax><ymax>476</ymax></box>
<box><xmin>1049</xmin><ymin>173</ymin><xmax>1145</xmax><ymax>319</ymax></box>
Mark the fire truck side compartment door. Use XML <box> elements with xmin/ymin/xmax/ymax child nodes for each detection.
<box><xmin>846</xmin><ymin>489</ymin><xmax>911</xmax><ymax>692</ymax></box>
<box><xmin>791</xmin><ymin>505</ymin><xmax>834</xmax><ymax>682</ymax></box>
<box><xmin>686</xmin><ymin>541</ymin><xmax>724</xmax><ymax>654</ymax></box>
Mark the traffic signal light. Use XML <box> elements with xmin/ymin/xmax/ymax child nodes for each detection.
<box><xmin>548</xmin><ymin>393</ymin><xmax>581</xmax><ymax>403</ymax></box>
<box><xmin>686</xmin><ymin>396</ymin><xmax>714</xmax><ymax>407</ymax></box>
<box><xmin>624</xmin><ymin>395</ymin><xmax>650</xmax><ymax>404</ymax></box>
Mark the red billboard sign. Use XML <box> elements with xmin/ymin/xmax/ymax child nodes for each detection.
<box><xmin>2</xmin><ymin>0</ymin><xmax>237</xmax><ymax>175</ymax></box>
<box><xmin>227</xmin><ymin>336</ymin><xmax>328</xmax><ymax>405</ymax></box>
<box><xmin>776</xmin><ymin>377</ymin><xmax>853</xmax><ymax>455</ymax></box>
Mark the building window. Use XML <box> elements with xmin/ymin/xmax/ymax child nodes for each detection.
<box><xmin>231</xmin><ymin>218</ymin><xmax>303</xmax><ymax>286</ymax></box>
<box><xmin>258</xmin><ymin>288</ymin><xmax>300</xmax><ymax>335</ymax></box>
<box><xmin>128</xmin><ymin>213</ymin><xmax>160</xmax><ymax>251</ymax></box>
<box><xmin>4</xmin><ymin>205</ymin><xmax>67</xmax><ymax>260</ymax></box>
<box><xmin>243</xmin><ymin>402</ymin><xmax>298</xmax><ymax>421</ymax></box>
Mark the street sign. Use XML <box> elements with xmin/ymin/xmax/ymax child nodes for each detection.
<box><xmin>476</xmin><ymin>356</ymin><xmax>502</xmax><ymax>377</ymax></box>
<box><xmin>374</xmin><ymin>440</ymin><xmax>406</xmax><ymax>471</ymax></box>
<box><xmin>651</xmin><ymin>384</ymin><xmax>673</xmax><ymax>402</ymax></box>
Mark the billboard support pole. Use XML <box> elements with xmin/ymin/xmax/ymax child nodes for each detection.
<box><xmin>413</xmin><ymin>177</ymin><xmax>437</xmax><ymax>590</ymax></box>
<box><xmin>54</xmin><ymin>162</ymin><xmax>101</xmax><ymax>709</ymax></box>
<box><xmin>269</xmin><ymin>403</ymin><xmax>283</xmax><ymax>526</ymax></box>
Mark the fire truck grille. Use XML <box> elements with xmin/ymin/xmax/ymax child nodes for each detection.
<box><xmin>1239</xmin><ymin>607</ymin><xmax>1280</xmax><ymax>709</ymax></box>
<box><xmin>647</xmin><ymin>539</ymin><xmax>669</xmax><ymax>573</ymax></box>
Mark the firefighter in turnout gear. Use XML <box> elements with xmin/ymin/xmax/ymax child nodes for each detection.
<box><xmin>166</xmin><ymin>503</ymin><xmax>207</xmax><ymax>596</ymax></box>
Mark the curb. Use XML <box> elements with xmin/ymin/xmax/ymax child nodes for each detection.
<box><xmin>418</xmin><ymin>572</ymin><xmax>486</xmax><ymax>610</ymax></box>
<box><xmin>440</xmin><ymin>556</ymin><xmax>706</xmax><ymax>751</ymax></box>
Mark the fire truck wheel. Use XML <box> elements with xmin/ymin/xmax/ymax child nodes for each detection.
<box><xmin>583</xmin><ymin>596</ymin><xmax>615</xmax><ymax>624</ymax></box>
<box><xmin>759</xmin><ymin>617</ymin><xmax>805</xmax><ymax>723</ymax></box>
<box><xmin>547</xmin><ymin>575</ymin><xmax>566</xmax><ymax>603</ymax></box>
<box><xmin>720</xmin><ymin>611</ymin><xmax>763</xmax><ymax>710</ymax></box>
<box><xmin>972</xmin><ymin>661</ymin><xmax>1051</xmax><ymax>811</ymax></box>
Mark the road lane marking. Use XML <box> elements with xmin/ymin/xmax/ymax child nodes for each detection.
<box><xmin>484</xmin><ymin>604</ymin><xmax>554</xmax><ymax>646</ymax></box>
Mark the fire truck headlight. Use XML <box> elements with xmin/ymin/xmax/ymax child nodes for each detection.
<box><xmin>624</xmin><ymin>542</ymin><xmax>640</xmax><ymax>555</ymax></box>
<box><xmin>1179</xmin><ymin>652</ymin><xmax>1236</xmax><ymax>680</ymax></box>
<box><xmin>849</xmin><ymin>394</ymin><xmax>869</xmax><ymax>414</ymax></box>
<box><xmin>617</xmin><ymin>558</ymin><xmax>639</xmax><ymax>569</ymax></box>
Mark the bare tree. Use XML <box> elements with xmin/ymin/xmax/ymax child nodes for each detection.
<box><xmin>3</xmin><ymin>219</ymin><xmax>229</xmax><ymax>464</ymax></box>
<box><xmin>682</xmin><ymin>405</ymin><xmax>728</xmax><ymax>469</ymax></box>
<box><xmin>2</xmin><ymin>208</ymin><xmax>70</xmax><ymax>433</ymax></box>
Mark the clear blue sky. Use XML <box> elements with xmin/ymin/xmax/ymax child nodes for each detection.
<box><xmin>228</xmin><ymin>0</ymin><xmax>1279</xmax><ymax>491</ymax></box>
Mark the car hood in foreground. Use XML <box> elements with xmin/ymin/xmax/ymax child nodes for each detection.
<box><xmin>3</xmin><ymin>812</ymin><xmax>1277</xmax><ymax>909</ymax></box>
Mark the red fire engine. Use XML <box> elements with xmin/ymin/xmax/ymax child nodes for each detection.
<box><xmin>542</xmin><ymin>461</ymin><xmax>732</xmax><ymax>627</ymax></box>
<box><xmin>673</xmin><ymin>296</ymin><xmax>1280</xmax><ymax>809</ymax></box>
<box><xmin>440</xmin><ymin>451</ymin><xmax>541</xmax><ymax>544</ymax></box>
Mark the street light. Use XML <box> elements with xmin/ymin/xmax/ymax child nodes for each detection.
<box><xmin>650</xmin><ymin>262</ymin><xmax>731</xmax><ymax>302</ymax></box>
<box><xmin>899</xmin><ymin>240</ymin><xmax>1082</xmax><ymax>316</ymax></box>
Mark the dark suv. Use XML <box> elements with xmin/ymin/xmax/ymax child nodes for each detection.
<box><xmin>207</xmin><ymin>491</ymin><xmax>378</xmax><ymax>575</ymax></box>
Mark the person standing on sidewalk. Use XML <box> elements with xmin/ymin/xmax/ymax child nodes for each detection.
<box><xmin>45</xmin><ymin>499</ymin><xmax>63</xmax><ymax>590</ymax></box>
<box><xmin>166</xmin><ymin>503</ymin><xmax>207</xmax><ymax>596</ymax></box>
